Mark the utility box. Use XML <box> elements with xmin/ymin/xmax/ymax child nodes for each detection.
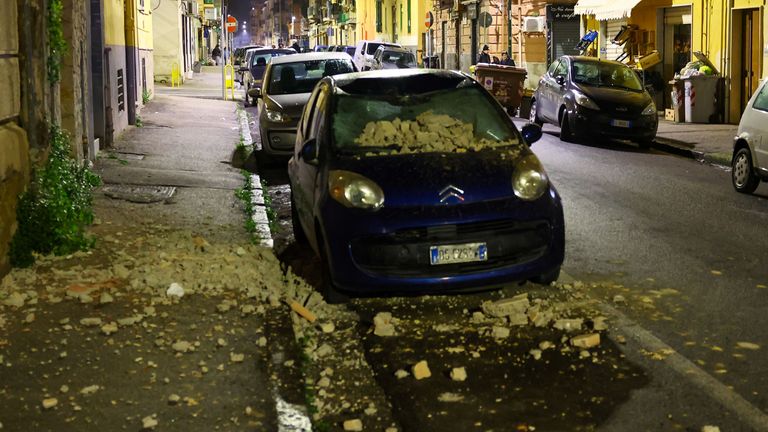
<box><xmin>682</xmin><ymin>75</ymin><xmax>720</xmax><ymax>123</ymax></box>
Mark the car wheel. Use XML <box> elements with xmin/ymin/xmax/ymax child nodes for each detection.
<box><xmin>290</xmin><ymin>193</ymin><xmax>307</xmax><ymax>244</ymax></box>
<box><xmin>732</xmin><ymin>147</ymin><xmax>761</xmax><ymax>194</ymax></box>
<box><xmin>317</xmin><ymin>232</ymin><xmax>349</xmax><ymax>304</ymax></box>
<box><xmin>529</xmin><ymin>99</ymin><xmax>543</xmax><ymax>126</ymax></box>
<box><xmin>531</xmin><ymin>266</ymin><xmax>560</xmax><ymax>285</ymax></box>
<box><xmin>559</xmin><ymin>111</ymin><xmax>575</xmax><ymax>142</ymax></box>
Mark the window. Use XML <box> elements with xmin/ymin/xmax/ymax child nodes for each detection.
<box><xmin>547</xmin><ymin>60</ymin><xmax>560</xmax><ymax>77</ymax></box>
<box><xmin>752</xmin><ymin>81</ymin><xmax>768</xmax><ymax>112</ymax></box>
<box><xmin>376</xmin><ymin>1</ymin><xmax>383</xmax><ymax>32</ymax></box>
<box><xmin>400</xmin><ymin>4</ymin><xmax>403</xmax><ymax>32</ymax></box>
<box><xmin>407</xmin><ymin>0</ymin><xmax>411</xmax><ymax>32</ymax></box>
<box><xmin>553</xmin><ymin>61</ymin><xmax>567</xmax><ymax>78</ymax></box>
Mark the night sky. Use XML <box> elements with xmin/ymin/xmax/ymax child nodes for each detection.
<box><xmin>227</xmin><ymin>0</ymin><xmax>251</xmax><ymax>24</ymax></box>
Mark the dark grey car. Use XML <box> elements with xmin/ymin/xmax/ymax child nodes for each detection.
<box><xmin>256</xmin><ymin>52</ymin><xmax>355</xmax><ymax>158</ymax></box>
<box><xmin>530</xmin><ymin>55</ymin><xmax>657</xmax><ymax>147</ymax></box>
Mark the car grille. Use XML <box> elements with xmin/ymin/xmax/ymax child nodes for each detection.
<box><xmin>350</xmin><ymin>219</ymin><xmax>551</xmax><ymax>277</ymax></box>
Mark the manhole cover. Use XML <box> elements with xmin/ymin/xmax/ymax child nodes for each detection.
<box><xmin>114</xmin><ymin>152</ymin><xmax>145</xmax><ymax>160</ymax></box>
<box><xmin>102</xmin><ymin>184</ymin><xmax>176</xmax><ymax>203</ymax></box>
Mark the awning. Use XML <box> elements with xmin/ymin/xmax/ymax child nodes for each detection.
<box><xmin>574</xmin><ymin>0</ymin><xmax>642</xmax><ymax>21</ymax></box>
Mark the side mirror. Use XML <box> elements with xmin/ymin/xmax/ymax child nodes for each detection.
<box><xmin>521</xmin><ymin>123</ymin><xmax>543</xmax><ymax>145</ymax></box>
<box><xmin>248</xmin><ymin>87</ymin><xmax>261</xmax><ymax>98</ymax></box>
<box><xmin>300</xmin><ymin>138</ymin><xmax>318</xmax><ymax>165</ymax></box>
<box><xmin>555</xmin><ymin>75</ymin><xmax>566</xmax><ymax>86</ymax></box>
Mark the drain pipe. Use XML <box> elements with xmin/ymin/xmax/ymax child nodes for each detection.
<box><xmin>518</xmin><ymin>0</ymin><xmax>522</xmax><ymax>65</ymax></box>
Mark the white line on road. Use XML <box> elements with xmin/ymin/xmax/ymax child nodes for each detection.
<box><xmin>560</xmin><ymin>272</ymin><xmax>768</xmax><ymax>431</ymax></box>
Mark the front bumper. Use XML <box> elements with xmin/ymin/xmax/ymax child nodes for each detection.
<box><xmin>571</xmin><ymin>106</ymin><xmax>657</xmax><ymax>141</ymax></box>
<box><xmin>319</xmin><ymin>191</ymin><xmax>565</xmax><ymax>295</ymax></box>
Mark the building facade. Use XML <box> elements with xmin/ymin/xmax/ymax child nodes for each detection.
<box><xmin>154</xmin><ymin>0</ymin><xmax>198</xmax><ymax>83</ymax></box>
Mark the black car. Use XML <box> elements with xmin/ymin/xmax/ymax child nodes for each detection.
<box><xmin>530</xmin><ymin>56</ymin><xmax>657</xmax><ymax>147</ymax></box>
<box><xmin>243</xmin><ymin>48</ymin><xmax>296</xmax><ymax>106</ymax></box>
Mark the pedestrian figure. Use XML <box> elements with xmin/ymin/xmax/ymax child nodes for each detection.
<box><xmin>478</xmin><ymin>45</ymin><xmax>491</xmax><ymax>64</ymax></box>
<box><xmin>291</xmin><ymin>41</ymin><xmax>301</xmax><ymax>53</ymax></box>
<box><xmin>500</xmin><ymin>52</ymin><xmax>515</xmax><ymax>66</ymax></box>
<box><xmin>212</xmin><ymin>44</ymin><xmax>222</xmax><ymax>65</ymax></box>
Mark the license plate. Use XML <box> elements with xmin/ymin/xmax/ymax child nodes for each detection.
<box><xmin>430</xmin><ymin>242</ymin><xmax>488</xmax><ymax>265</ymax></box>
<box><xmin>611</xmin><ymin>119</ymin><xmax>631</xmax><ymax>128</ymax></box>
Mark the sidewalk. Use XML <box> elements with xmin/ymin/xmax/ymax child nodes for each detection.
<box><xmin>652</xmin><ymin>118</ymin><xmax>737</xmax><ymax>166</ymax></box>
<box><xmin>155</xmin><ymin>66</ymin><xmax>243</xmax><ymax>101</ymax></box>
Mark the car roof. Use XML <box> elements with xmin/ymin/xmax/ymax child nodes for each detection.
<box><xmin>327</xmin><ymin>69</ymin><xmax>472</xmax><ymax>94</ymax></box>
<box><xmin>560</xmin><ymin>55</ymin><xmax>629</xmax><ymax>67</ymax></box>
<box><xmin>270</xmin><ymin>52</ymin><xmax>352</xmax><ymax>65</ymax></box>
<box><xmin>250</xmin><ymin>48</ymin><xmax>296</xmax><ymax>55</ymax></box>
<box><xmin>375</xmin><ymin>46</ymin><xmax>411</xmax><ymax>53</ymax></box>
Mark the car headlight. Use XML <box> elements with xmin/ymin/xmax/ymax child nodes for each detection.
<box><xmin>573</xmin><ymin>90</ymin><xmax>600</xmax><ymax>110</ymax></box>
<box><xmin>641</xmin><ymin>101</ymin><xmax>656</xmax><ymax>116</ymax></box>
<box><xmin>512</xmin><ymin>154</ymin><xmax>549</xmax><ymax>201</ymax></box>
<box><xmin>328</xmin><ymin>170</ymin><xmax>385</xmax><ymax>210</ymax></box>
<box><xmin>266</xmin><ymin>109</ymin><xmax>290</xmax><ymax>123</ymax></box>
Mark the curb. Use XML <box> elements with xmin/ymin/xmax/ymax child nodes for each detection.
<box><xmin>652</xmin><ymin>137</ymin><xmax>732</xmax><ymax>168</ymax></box>
<box><xmin>236</xmin><ymin>107</ymin><xmax>274</xmax><ymax>248</ymax></box>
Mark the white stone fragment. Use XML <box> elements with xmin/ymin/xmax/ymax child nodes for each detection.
<box><xmin>166</xmin><ymin>283</ymin><xmax>184</xmax><ymax>298</ymax></box>
<box><xmin>450</xmin><ymin>367</ymin><xmax>467</xmax><ymax>382</ymax></box>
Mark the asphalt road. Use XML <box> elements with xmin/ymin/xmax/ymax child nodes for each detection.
<box><xmin>248</xmin><ymin>103</ymin><xmax>768</xmax><ymax>430</ymax></box>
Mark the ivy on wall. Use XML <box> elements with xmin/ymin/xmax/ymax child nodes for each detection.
<box><xmin>47</xmin><ymin>0</ymin><xmax>67</xmax><ymax>84</ymax></box>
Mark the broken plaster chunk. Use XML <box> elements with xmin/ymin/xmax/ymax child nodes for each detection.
<box><xmin>571</xmin><ymin>333</ymin><xmax>601</xmax><ymax>349</ymax></box>
<box><xmin>257</xmin><ymin>336</ymin><xmax>267</xmax><ymax>347</ymax></box>
<box><xmin>342</xmin><ymin>419</ymin><xmax>363</xmax><ymax>431</ymax></box>
<box><xmin>166</xmin><ymin>283</ymin><xmax>185</xmax><ymax>298</ymax></box>
<box><xmin>167</xmin><ymin>394</ymin><xmax>181</xmax><ymax>405</ymax></box>
<box><xmin>80</xmin><ymin>317</ymin><xmax>102</xmax><ymax>327</ymax></box>
<box><xmin>318</xmin><ymin>322</ymin><xmax>335</xmax><ymax>333</ymax></box>
<box><xmin>80</xmin><ymin>385</ymin><xmax>100</xmax><ymax>395</ymax></box>
<box><xmin>613</xmin><ymin>295</ymin><xmax>626</xmax><ymax>304</ymax></box>
<box><xmin>99</xmin><ymin>292</ymin><xmax>114</xmax><ymax>305</ymax></box>
<box><xmin>101</xmin><ymin>322</ymin><xmax>119</xmax><ymax>335</ymax></box>
<box><xmin>142</xmin><ymin>415</ymin><xmax>158</xmax><ymax>430</ymax></box>
<box><xmin>553</xmin><ymin>318</ymin><xmax>583</xmax><ymax>332</ymax></box>
<box><xmin>412</xmin><ymin>360</ymin><xmax>431</xmax><ymax>380</ymax></box>
<box><xmin>316</xmin><ymin>376</ymin><xmax>331</xmax><ymax>388</ymax></box>
<box><xmin>701</xmin><ymin>426</ymin><xmax>721</xmax><ymax>432</ymax></box>
<box><xmin>491</xmin><ymin>326</ymin><xmax>510</xmax><ymax>339</ymax></box>
<box><xmin>538</xmin><ymin>340</ymin><xmax>555</xmax><ymax>351</ymax></box>
<box><xmin>437</xmin><ymin>392</ymin><xmax>464</xmax><ymax>402</ymax></box>
<box><xmin>394</xmin><ymin>369</ymin><xmax>410</xmax><ymax>379</ymax></box>
<box><xmin>373</xmin><ymin>312</ymin><xmax>397</xmax><ymax>337</ymax></box>
<box><xmin>2</xmin><ymin>292</ymin><xmax>25</xmax><ymax>308</ymax></box>
<box><xmin>172</xmin><ymin>340</ymin><xmax>193</xmax><ymax>353</ymax></box>
<box><xmin>315</xmin><ymin>343</ymin><xmax>333</xmax><ymax>358</ymax></box>
<box><xmin>230</xmin><ymin>353</ymin><xmax>245</xmax><ymax>363</ymax></box>
<box><xmin>529</xmin><ymin>349</ymin><xmax>542</xmax><ymax>360</ymax></box>
<box><xmin>592</xmin><ymin>316</ymin><xmax>609</xmax><ymax>331</ymax></box>
<box><xmin>42</xmin><ymin>398</ymin><xmax>58</xmax><ymax>409</ymax></box>
<box><xmin>482</xmin><ymin>294</ymin><xmax>530</xmax><ymax>318</ymax></box>
<box><xmin>450</xmin><ymin>367</ymin><xmax>467</xmax><ymax>382</ymax></box>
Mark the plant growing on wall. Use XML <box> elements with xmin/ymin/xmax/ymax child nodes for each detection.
<box><xmin>9</xmin><ymin>125</ymin><xmax>101</xmax><ymax>267</ymax></box>
<box><xmin>47</xmin><ymin>0</ymin><xmax>67</xmax><ymax>84</ymax></box>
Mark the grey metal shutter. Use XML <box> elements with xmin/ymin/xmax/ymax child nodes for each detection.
<box><xmin>602</xmin><ymin>19</ymin><xmax>626</xmax><ymax>61</ymax></box>
<box><xmin>546</xmin><ymin>5</ymin><xmax>580</xmax><ymax>65</ymax></box>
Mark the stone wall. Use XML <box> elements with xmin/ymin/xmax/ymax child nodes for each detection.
<box><xmin>0</xmin><ymin>1</ymin><xmax>31</xmax><ymax>276</ymax></box>
<box><xmin>61</xmin><ymin>0</ymin><xmax>93</xmax><ymax>161</ymax></box>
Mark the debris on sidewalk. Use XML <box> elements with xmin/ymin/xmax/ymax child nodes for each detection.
<box><xmin>373</xmin><ymin>312</ymin><xmax>398</xmax><ymax>336</ymax></box>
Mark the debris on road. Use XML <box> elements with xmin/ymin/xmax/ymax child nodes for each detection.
<box><xmin>571</xmin><ymin>333</ymin><xmax>600</xmax><ymax>349</ymax></box>
<box><xmin>373</xmin><ymin>312</ymin><xmax>398</xmax><ymax>337</ymax></box>
<box><xmin>166</xmin><ymin>282</ymin><xmax>185</xmax><ymax>298</ymax></box>
<box><xmin>41</xmin><ymin>398</ymin><xmax>58</xmax><ymax>410</ymax></box>
<box><xmin>735</xmin><ymin>342</ymin><xmax>760</xmax><ymax>350</ymax></box>
<box><xmin>288</xmin><ymin>300</ymin><xmax>317</xmax><ymax>323</ymax></box>
<box><xmin>343</xmin><ymin>418</ymin><xmax>363</xmax><ymax>431</ymax></box>
<box><xmin>450</xmin><ymin>367</ymin><xmax>467</xmax><ymax>381</ymax></box>
<box><xmin>412</xmin><ymin>360</ymin><xmax>432</xmax><ymax>380</ymax></box>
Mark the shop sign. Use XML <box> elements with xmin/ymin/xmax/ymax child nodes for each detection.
<box><xmin>547</xmin><ymin>5</ymin><xmax>575</xmax><ymax>20</ymax></box>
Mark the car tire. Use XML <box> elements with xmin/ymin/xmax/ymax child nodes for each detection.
<box><xmin>529</xmin><ymin>99</ymin><xmax>543</xmax><ymax>126</ymax></box>
<box><xmin>559</xmin><ymin>111</ymin><xmax>575</xmax><ymax>143</ymax></box>
<box><xmin>290</xmin><ymin>193</ymin><xmax>307</xmax><ymax>245</ymax></box>
<box><xmin>732</xmin><ymin>147</ymin><xmax>761</xmax><ymax>194</ymax></box>
<box><xmin>317</xmin><ymin>232</ymin><xmax>350</xmax><ymax>304</ymax></box>
<box><xmin>532</xmin><ymin>266</ymin><xmax>561</xmax><ymax>285</ymax></box>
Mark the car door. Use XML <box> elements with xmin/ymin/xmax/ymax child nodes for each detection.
<box><xmin>538</xmin><ymin>60</ymin><xmax>561</xmax><ymax>122</ymax></box>
<box><xmin>549</xmin><ymin>59</ymin><xmax>570</xmax><ymax>121</ymax></box>
<box><xmin>291</xmin><ymin>83</ymin><xmax>330</xmax><ymax>249</ymax></box>
<box><xmin>747</xmin><ymin>80</ymin><xmax>768</xmax><ymax>168</ymax></box>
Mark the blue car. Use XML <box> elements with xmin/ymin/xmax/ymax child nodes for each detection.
<box><xmin>287</xmin><ymin>69</ymin><xmax>565</xmax><ymax>302</ymax></box>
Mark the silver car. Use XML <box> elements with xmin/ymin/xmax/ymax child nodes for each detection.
<box><xmin>733</xmin><ymin>78</ymin><xmax>768</xmax><ymax>194</ymax></box>
<box><xmin>256</xmin><ymin>52</ymin><xmax>355</xmax><ymax>158</ymax></box>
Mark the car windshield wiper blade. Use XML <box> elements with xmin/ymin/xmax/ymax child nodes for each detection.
<box><xmin>339</xmin><ymin>144</ymin><xmax>402</xmax><ymax>154</ymax></box>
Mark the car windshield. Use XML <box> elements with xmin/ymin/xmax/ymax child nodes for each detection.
<box><xmin>251</xmin><ymin>52</ymin><xmax>287</xmax><ymax>67</ymax></box>
<box><xmin>268</xmin><ymin>59</ymin><xmax>354</xmax><ymax>95</ymax></box>
<box><xmin>380</xmin><ymin>51</ymin><xmax>416</xmax><ymax>67</ymax></box>
<box><xmin>572</xmin><ymin>61</ymin><xmax>643</xmax><ymax>91</ymax></box>
<box><xmin>366</xmin><ymin>43</ymin><xmax>384</xmax><ymax>55</ymax></box>
<box><xmin>332</xmin><ymin>86</ymin><xmax>522</xmax><ymax>156</ymax></box>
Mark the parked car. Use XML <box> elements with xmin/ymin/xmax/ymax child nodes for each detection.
<box><xmin>288</xmin><ymin>69</ymin><xmax>564</xmax><ymax>302</ymax></box>
<box><xmin>237</xmin><ymin>47</ymin><xmax>261</xmax><ymax>84</ymax></box>
<box><xmin>352</xmin><ymin>40</ymin><xmax>402</xmax><ymax>71</ymax></box>
<box><xmin>234</xmin><ymin>44</ymin><xmax>261</xmax><ymax>68</ymax></box>
<box><xmin>313</xmin><ymin>45</ymin><xmax>328</xmax><ymax>52</ymax></box>
<box><xmin>370</xmin><ymin>46</ymin><xmax>417</xmax><ymax>70</ymax></box>
<box><xmin>337</xmin><ymin>45</ymin><xmax>356</xmax><ymax>57</ymax></box>
<box><xmin>732</xmin><ymin>77</ymin><xmax>768</xmax><ymax>194</ymax></box>
<box><xmin>243</xmin><ymin>47</ymin><xmax>296</xmax><ymax>106</ymax></box>
<box><xmin>256</xmin><ymin>52</ymin><xmax>356</xmax><ymax>158</ymax></box>
<box><xmin>530</xmin><ymin>55</ymin><xmax>658</xmax><ymax>147</ymax></box>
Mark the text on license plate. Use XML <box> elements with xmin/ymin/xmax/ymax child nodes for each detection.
<box><xmin>430</xmin><ymin>242</ymin><xmax>488</xmax><ymax>265</ymax></box>
<box><xmin>611</xmin><ymin>119</ymin><xmax>631</xmax><ymax>128</ymax></box>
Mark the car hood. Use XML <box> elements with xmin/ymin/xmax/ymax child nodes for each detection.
<box><xmin>265</xmin><ymin>93</ymin><xmax>311</xmax><ymax>117</ymax></box>
<box><xmin>331</xmin><ymin>150</ymin><xmax>531</xmax><ymax>208</ymax></box>
<box><xmin>575</xmin><ymin>84</ymin><xmax>651</xmax><ymax>115</ymax></box>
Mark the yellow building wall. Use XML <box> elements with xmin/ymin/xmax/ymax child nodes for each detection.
<box><xmin>137</xmin><ymin>0</ymin><xmax>154</xmax><ymax>50</ymax></box>
<box><xmin>358</xmin><ymin>0</ymin><xmax>377</xmax><ymax>41</ymax></box>
<box><xmin>104</xmin><ymin>0</ymin><xmax>126</xmax><ymax>46</ymax></box>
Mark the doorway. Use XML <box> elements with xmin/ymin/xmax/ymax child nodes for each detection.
<box><xmin>392</xmin><ymin>5</ymin><xmax>397</xmax><ymax>42</ymax></box>
<box><xmin>730</xmin><ymin>7</ymin><xmax>762</xmax><ymax>122</ymax></box>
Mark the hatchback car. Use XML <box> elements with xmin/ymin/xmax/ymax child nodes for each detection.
<box><xmin>370</xmin><ymin>46</ymin><xmax>417</xmax><ymax>70</ymax></box>
<box><xmin>353</xmin><ymin>40</ymin><xmax>403</xmax><ymax>71</ymax></box>
<box><xmin>243</xmin><ymin>48</ymin><xmax>296</xmax><ymax>106</ymax></box>
<box><xmin>256</xmin><ymin>52</ymin><xmax>356</xmax><ymax>157</ymax></box>
<box><xmin>732</xmin><ymin>78</ymin><xmax>768</xmax><ymax>194</ymax></box>
<box><xmin>288</xmin><ymin>69</ymin><xmax>565</xmax><ymax>302</ymax></box>
<box><xmin>530</xmin><ymin>56</ymin><xmax>657</xmax><ymax>147</ymax></box>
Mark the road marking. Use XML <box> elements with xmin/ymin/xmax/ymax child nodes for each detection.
<box><xmin>559</xmin><ymin>271</ymin><xmax>768</xmax><ymax>431</ymax></box>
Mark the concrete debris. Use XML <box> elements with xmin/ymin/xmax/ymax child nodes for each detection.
<box><xmin>508</xmin><ymin>312</ymin><xmax>529</xmax><ymax>327</ymax></box>
<box><xmin>529</xmin><ymin>349</ymin><xmax>542</xmax><ymax>360</ymax></box>
<box><xmin>579</xmin><ymin>350</ymin><xmax>591</xmax><ymax>359</ymax></box>
<box><xmin>318</xmin><ymin>322</ymin><xmax>335</xmax><ymax>333</ymax></box>
<box><xmin>538</xmin><ymin>341</ymin><xmax>555</xmax><ymax>351</ymax></box>
<box><xmin>80</xmin><ymin>385</ymin><xmax>100</xmax><ymax>395</ymax></box>
<box><xmin>482</xmin><ymin>294</ymin><xmax>529</xmax><ymax>318</ymax></box>
<box><xmin>3</xmin><ymin>292</ymin><xmax>25</xmax><ymax>308</ymax></box>
<box><xmin>172</xmin><ymin>340</ymin><xmax>193</xmax><ymax>353</ymax></box>
<box><xmin>612</xmin><ymin>295</ymin><xmax>626</xmax><ymax>304</ymax></box>
<box><xmin>615</xmin><ymin>335</ymin><xmax>627</xmax><ymax>344</ymax></box>
<box><xmin>216</xmin><ymin>338</ymin><xmax>227</xmax><ymax>348</ymax></box>
<box><xmin>316</xmin><ymin>377</ymin><xmax>331</xmax><ymax>388</ymax></box>
<box><xmin>342</xmin><ymin>419</ymin><xmax>363</xmax><ymax>431</ymax></box>
<box><xmin>257</xmin><ymin>336</ymin><xmax>267</xmax><ymax>347</ymax></box>
<box><xmin>527</xmin><ymin>305</ymin><xmax>553</xmax><ymax>328</ymax></box>
<box><xmin>433</xmin><ymin>323</ymin><xmax>460</xmax><ymax>332</ymax></box>
<box><xmin>24</xmin><ymin>313</ymin><xmax>35</xmax><ymax>324</ymax></box>
<box><xmin>230</xmin><ymin>353</ymin><xmax>245</xmax><ymax>363</ymax></box>
<box><xmin>364</xmin><ymin>404</ymin><xmax>377</xmax><ymax>416</ymax></box>
<box><xmin>59</xmin><ymin>385</ymin><xmax>69</xmax><ymax>393</ymax></box>
<box><xmin>167</xmin><ymin>394</ymin><xmax>181</xmax><ymax>405</ymax></box>
<box><xmin>491</xmin><ymin>326</ymin><xmax>510</xmax><ymax>339</ymax></box>
<box><xmin>315</xmin><ymin>344</ymin><xmax>333</xmax><ymax>358</ymax></box>
<box><xmin>236</xmin><ymin>247</ymin><xmax>247</xmax><ymax>256</ymax></box>
<box><xmin>471</xmin><ymin>311</ymin><xmax>486</xmax><ymax>323</ymax></box>
<box><xmin>394</xmin><ymin>369</ymin><xmax>410</xmax><ymax>379</ymax></box>
<box><xmin>288</xmin><ymin>300</ymin><xmax>317</xmax><ymax>323</ymax></box>
<box><xmin>80</xmin><ymin>317</ymin><xmax>102</xmax><ymax>327</ymax></box>
<box><xmin>41</xmin><ymin>398</ymin><xmax>58</xmax><ymax>409</ymax></box>
<box><xmin>701</xmin><ymin>426</ymin><xmax>721</xmax><ymax>432</ymax></box>
<box><xmin>142</xmin><ymin>415</ymin><xmax>158</xmax><ymax>430</ymax></box>
<box><xmin>412</xmin><ymin>360</ymin><xmax>431</xmax><ymax>380</ymax></box>
<box><xmin>143</xmin><ymin>306</ymin><xmax>156</xmax><ymax>317</ymax></box>
<box><xmin>736</xmin><ymin>342</ymin><xmax>760</xmax><ymax>350</ymax></box>
<box><xmin>571</xmin><ymin>333</ymin><xmax>600</xmax><ymax>349</ymax></box>
<box><xmin>373</xmin><ymin>312</ymin><xmax>398</xmax><ymax>337</ymax></box>
<box><xmin>553</xmin><ymin>318</ymin><xmax>583</xmax><ymax>332</ymax></box>
<box><xmin>450</xmin><ymin>367</ymin><xmax>467</xmax><ymax>382</ymax></box>
<box><xmin>99</xmin><ymin>292</ymin><xmax>114</xmax><ymax>305</ymax></box>
<box><xmin>166</xmin><ymin>283</ymin><xmax>185</xmax><ymax>298</ymax></box>
<box><xmin>240</xmin><ymin>304</ymin><xmax>256</xmax><ymax>315</ymax></box>
<box><xmin>437</xmin><ymin>392</ymin><xmax>464</xmax><ymax>402</ymax></box>
<box><xmin>101</xmin><ymin>322</ymin><xmax>119</xmax><ymax>335</ymax></box>
<box><xmin>592</xmin><ymin>316</ymin><xmax>608</xmax><ymax>331</ymax></box>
